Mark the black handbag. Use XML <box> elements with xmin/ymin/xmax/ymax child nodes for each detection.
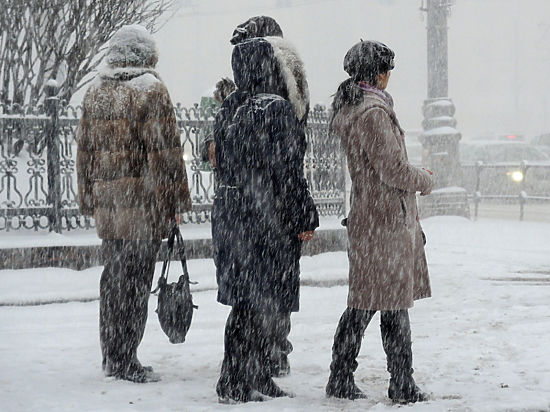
<box><xmin>152</xmin><ymin>224</ymin><xmax>197</xmax><ymax>344</ymax></box>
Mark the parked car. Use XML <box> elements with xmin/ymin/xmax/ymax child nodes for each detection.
<box><xmin>531</xmin><ymin>133</ymin><xmax>550</xmax><ymax>157</ymax></box>
<box><xmin>460</xmin><ymin>140</ymin><xmax>550</xmax><ymax>197</ymax></box>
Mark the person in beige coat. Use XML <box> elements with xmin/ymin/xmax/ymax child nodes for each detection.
<box><xmin>77</xmin><ymin>25</ymin><xmax>191</xmax><ymax>383</ymax></box>
<box><xmin>325</xmin><ymin>40</ymin><xmax>434</xmax><ymax>404</ymax></box>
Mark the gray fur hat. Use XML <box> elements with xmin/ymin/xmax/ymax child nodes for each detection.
<box><xmin>105</xmin><ymin>25</ymin><xmax>158</xmax><ymax>68</ymax></box>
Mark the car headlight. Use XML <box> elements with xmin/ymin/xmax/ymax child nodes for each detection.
<box><xmin>506</xmin><ymin>170</ymin><xmax>524</xmax><ymax>182</ymax></box>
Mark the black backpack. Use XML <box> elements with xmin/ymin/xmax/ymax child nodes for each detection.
<box><xmin>152</xmin><ymin>224</ymin><xmax>197</xmax><ymax>344</ymax></box>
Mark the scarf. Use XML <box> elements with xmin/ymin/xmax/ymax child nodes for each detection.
<box><xmin>357</xmin><ymin>81</ymin><xmax>394</xmax><ymax>108</ymax></box>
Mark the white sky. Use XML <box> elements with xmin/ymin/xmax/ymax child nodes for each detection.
<box><xmin>148</xmin><ymin>0</ymin><xmax>550</xmax><ymax>138</ymax></box>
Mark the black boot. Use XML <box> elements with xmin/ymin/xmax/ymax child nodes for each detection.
<box><xmin>325</xmin><ymin>308</ymin><xmax>374</xmax><ymax>400</ymax></box>
<box><xmin>216</xmin><ymin>308</ymin><xmax>256</xmax><ymax>402</ymax></box>
<box><xmin>217</xmin><ymin>308</ymin><xmax>276</xmax><ymax>403</ymax></box>
<box><xmin>326</xmin><ymin>371</ymin><xmax>367</xmax><ymax>400</ymax></box>
<box><xmin>258</xmin><ymin>376</ymin><xmax>290</xmax><ymax>398</ymax></box>
<box><xmin>388</xmin><ymin>376</ymin><xmax>429</xmax><ymax>404</ymax></box>
<box><xmin>381</xmin><ymin>310</ymin><xmax>428</xmax><ymax>404</ymax></box>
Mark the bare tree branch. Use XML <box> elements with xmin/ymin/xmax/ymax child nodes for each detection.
<box><xmin>0</xmin><ymin>0</ymin><xmax>178</xmax><ymax>106</ymax></box>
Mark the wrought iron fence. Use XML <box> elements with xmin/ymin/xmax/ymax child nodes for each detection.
<box><xmin>0</xmin><ymin>99</ymin><xmax>345</xmax><ymax>232</ymax></box>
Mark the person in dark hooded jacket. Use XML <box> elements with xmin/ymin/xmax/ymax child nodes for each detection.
<box><xmin>213</xmin><ymin>36</ymin><xmax>319</xmax><ymax>402</ymax></box>
<box><xmin>200</xmin><ymin>16</ymin><xmax>286</xmax><ymax>167</ymax></box>
<box><xmin>206</xmin><ymin>16</ymin><xmax>308</xmax><ymax>380</ymax></box>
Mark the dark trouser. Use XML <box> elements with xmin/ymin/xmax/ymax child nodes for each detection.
<box><xmin>329</xmin><ymin>307</ymin><xmax>414</xmax><ymax>388</ymax></box>
<box><xmin>99</xmin><ymin>240</ymin><xmax>161</xmax><ymax>375</ymax></box>
<box><xmin>217</xmin><ymin>307</ymin><xmax>283</xmax><ymax>400</ymax></box>
<box><xmin>269</xmin><ymin>312</ymin><xmax>293</xmax><ymax>372</ymax></box>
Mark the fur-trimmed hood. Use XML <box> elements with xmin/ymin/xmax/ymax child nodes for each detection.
<box><xmin>230</xmin><ymin>16</ymin><xmax>283</xmax><ymax>45</ymax></box>
<box><xmin>231</xmin><ymin>37</ymin><xmax>309</xmax><ymax>121</ymax></box>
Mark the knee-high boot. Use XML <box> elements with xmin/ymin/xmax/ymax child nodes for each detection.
<box><xmin>216</xmin><ymin>308</ymin><xmax>256</xmax><ymax>402</ymax></box>
<box><xmin>380</xmin><ymin>310</ymin><xmax>428</xmax><ymax>403</ymax></box>
<box><xmin>326</xmin><ymin>307</ymin><xmax>374</xmax><ymax>399</ymax></box>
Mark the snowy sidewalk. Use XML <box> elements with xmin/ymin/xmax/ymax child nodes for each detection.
<box><xmin>1</xmin><ymin>217</ymin><xmax>550</xmax><ymax>411</ymax></box>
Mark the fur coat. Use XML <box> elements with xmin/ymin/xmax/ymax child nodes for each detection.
<box><xmin>77</xmin><ymin>68</ymin><xmax>191</xmax><ymax>240</ymax></box>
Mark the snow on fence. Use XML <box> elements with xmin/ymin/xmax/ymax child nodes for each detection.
<box><xmin>0</xmin><ymin>99</ymin><xmax>345</xmax><ymax>232</ymax></box>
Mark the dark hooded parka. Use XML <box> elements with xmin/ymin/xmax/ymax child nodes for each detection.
<box><xmin>212</xmin><ymin>37</ymin><xmax>318</xmax><ymax>313</ymax></box>
<box><xmin>229</xmin><ymin>16</ymin><xmax>284</xmax><ymax>45</ymax></box>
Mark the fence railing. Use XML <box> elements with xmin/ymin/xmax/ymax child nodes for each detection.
<box><xmin>0</xmin><ymin>99</ymin><xmax>345</xmax><ymax>232</ymax></box>
<box><xmin>462</xmin><ymin>161</ymin><xmax>550</xmax><ymax>220</ymax></box>
<box><xmin>3</xmin><ymin>97</ymin><xmax>549</xmax><ymax>232</ymax></box>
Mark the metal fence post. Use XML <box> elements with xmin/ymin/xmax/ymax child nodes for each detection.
<box><xmin>474</xmin><ymin>161</ymin><xmax>482</xmax><ymax>220</ymax></box>
<box><xmin>519</xmin><ymin>191</ymin><xmax>526</xmax><ymax>221</ymax></box>
<box><xmin>519</xmin><ymin>161</ymin><xmax>527</xmax><ymax>221</ymax></box>
<box><xmin>44</xmin><ymin>81</ymin><xmax>62</xmax><ymax>233</ymax></box>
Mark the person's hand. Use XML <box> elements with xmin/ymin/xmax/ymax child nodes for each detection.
<box><xmin>208</xmin><ymin>142</ymin><xmax>217</xmax><ymax>169</ymax></box>
<box><xmin>420</xmin><ymin>168</ymin><xmax>434</xmax><ymax>196</ymax></box>
<box><xmin>298</xmin><ymin>230</ymin><xmax>314</xmax><ymax>241</ymax></box>
<box><xmin>174</xmin><ymin>214</ymin><xmax>184</xmax><ymax>225</ymax></box>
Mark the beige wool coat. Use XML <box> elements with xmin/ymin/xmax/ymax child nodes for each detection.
<box><xmin>77</xmin><ymin>69</ymin><xmax>192</xmax><ymax>240</ymax></box>
<box><xmin>333</xmin><ymin>90</ymin><xmax>434</xmax><ymax>310</ymax></box>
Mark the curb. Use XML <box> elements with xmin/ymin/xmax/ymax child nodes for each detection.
<box><xmin>0</xmin><ymin>228</ymin><xmax>348</xmax><ymax>271</ymax></box>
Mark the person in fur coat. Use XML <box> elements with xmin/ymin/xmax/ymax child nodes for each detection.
<box><xmin>76</xmin><ymin>25</ymin><xmax>191</xmax><ymax>383</ymax></box>
<box><xmin>213</xmin><ymin>36</ymin><xmax>319</xmax><ymax>402</ymax></box>
<box><xmin>325</xmin><ymin>40</ymin><xmax>433</xmax><ymax>403</ymax></box>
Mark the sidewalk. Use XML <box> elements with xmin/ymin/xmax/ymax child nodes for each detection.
<box><xmin>1</xmin><ymin>216</ymin><xmax>550</xmax><ymax>411</ymax></box>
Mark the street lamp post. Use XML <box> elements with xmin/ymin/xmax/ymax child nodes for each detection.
<box><xmin>419</xmin><ymin>0</ymin><xmax>469</xmax><ymax>217</ymax></box>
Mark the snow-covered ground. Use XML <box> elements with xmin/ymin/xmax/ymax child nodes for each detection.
<box><xmin>1</xmin><ymin>216</ymin><xmax>550</xmax><ymax>411</ymax></box>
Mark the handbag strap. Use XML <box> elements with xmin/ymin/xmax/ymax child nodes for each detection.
<box><xmin>174</xmin><ymin>224</ymin><xmax>190</xmax><ymax>283</ymax></box>
<box><xmin>152</xmin><ymin>222</ymin><xmax>189</xmax><ymax>293</ymax></box>
<box><xmin>159</xmin><ymin>225</ymin><xmax>175</xmax><ymax>282</ymax></box>
<box><xmin>161</xmin><ymin>222</ymin><xmax>189</xmax><ymax>282</ymax></box>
